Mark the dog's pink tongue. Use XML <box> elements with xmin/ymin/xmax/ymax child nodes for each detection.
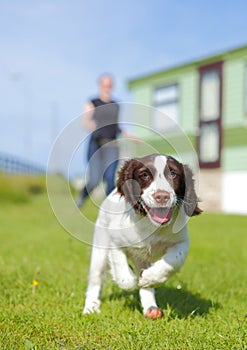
<box><xmin>149</xmin><ymin>208</ymin><xmax>172</xmax><ymax>224</ymax></box>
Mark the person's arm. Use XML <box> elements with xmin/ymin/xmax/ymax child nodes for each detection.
<box><xmin>82</xmin><ymin>102</ymin><xmax>97</xmax><ymax>131</ymax></box>
<box><xmin>121</xmin><ymin>129</ymin><xmax>141</xmax><ymax>144</ymax></box>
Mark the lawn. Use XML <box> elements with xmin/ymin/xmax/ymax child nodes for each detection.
<box><xmin>0</xmin><ymin>179</ymin><xmax>246</xmax><ymax>349</ymax></box>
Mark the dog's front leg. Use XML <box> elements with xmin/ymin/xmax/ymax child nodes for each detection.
<box><xmin>109</xmin><ymin>248</ymin><xmax>136</xmax><ymax>290</ymax></box>
<box><xmin>83</xmin><ymin>225</ymin><xmax>109</xmax><ymax>314</ymax></box>
<box><xmin>138</xmin><ymin>241</ymin><xmax>189</xmax><ymax>288</ymax></box>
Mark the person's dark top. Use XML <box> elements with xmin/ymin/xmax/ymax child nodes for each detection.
<box><xmin>90</xmin><ymin>98</ymin><xmax>121</xmax><ymax>142</ymax></box>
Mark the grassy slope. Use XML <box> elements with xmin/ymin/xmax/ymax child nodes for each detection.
<box><xmin>0</xmin><ymin>173</ymin><xmax>46</xmax><ymax>204</ymax></box>
<box><xmin>0</xmin><ymin>193</ymin><xmax>246</xmax><ymax>349</ymax></box>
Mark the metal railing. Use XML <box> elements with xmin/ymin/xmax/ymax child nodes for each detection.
<box><xmin>0</xmin><ymin>152</ymin><xmax>45</xmax><ymax>174</ymax></box>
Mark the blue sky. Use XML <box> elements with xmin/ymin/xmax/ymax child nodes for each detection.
<box><xmin>1</xmin><ymin>0</ymin><xmax>247</xmax><ymax>171</ymax></box>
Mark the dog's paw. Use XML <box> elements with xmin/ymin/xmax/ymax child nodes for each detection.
<box><xmin>83</xmin><ymin>300</ymin><xmax>101</xmax><ymax>315</ymax></box>
<box><xmin>144</xmin><ymin>306</ymin><xmax>164</xmax><ymax>320</ymax></box>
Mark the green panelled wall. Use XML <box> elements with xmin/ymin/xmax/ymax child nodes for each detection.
<box><xmin>129</xmin><ymin>45</ymin><xmax>247</xmax><ymax>133</ymax></box>
<box><xmin>131</xmin><ymin>86</ymin><xmax>152</xmax><ymax>138</ymax></box>
<box><xmin>223</xmin><ymin>146</ymin><xmax>247</xmax><ymax>171</ymax></box>
<box><xmin>223</xmin><ymin>57</ymin><xmax>247</xmax><ymax>127</ymax></box>
<box><xmin>132</xmin><ymin>56</ymin><xmax>247</xmax><ymax>133</ymax></box>
<box><xmin>132</xmin><ymin>68</ymin><xmax>199</xmax><ymax>136</ymax></box>
<box><xmin>129</xmin><ymin>45</ymin><xmax>247</xmax><ymax>171</ymax></box>
<box><xmin>179</xmin><ymin>71</ymin><xmax>198</xmax><ymax>133</ymax></box>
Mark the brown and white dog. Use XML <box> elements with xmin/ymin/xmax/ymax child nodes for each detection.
<box><xmin>83</xmin><ymin>154</ymin><xmax>201</xmax><ymax>319</ymax></box>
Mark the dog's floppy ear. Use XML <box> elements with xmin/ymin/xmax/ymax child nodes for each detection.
<box><xmin>117</xmin><ymin>159</ymin><xmax>142</xmax><ymax>207</ymax></box>
<box><xmin>183</xmin><ymin>165</ymin><xmax>202</xmax><ymax>216</ymax></box>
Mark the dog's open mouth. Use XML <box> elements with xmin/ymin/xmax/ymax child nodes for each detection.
<box><xmin>148</xmin><ymin>207</ymin><xmax>173</xmax><ymax>224</ymax></box>
<box><xmin>140</xmin><ymin>200</ymin><xmax>173</xmax><ymax>224</ymax></box>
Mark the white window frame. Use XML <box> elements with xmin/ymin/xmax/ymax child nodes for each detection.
<box><xmin>153</xmin><ymin>83</ymin><xmax>179</xmax><ymax>131</ymax></box>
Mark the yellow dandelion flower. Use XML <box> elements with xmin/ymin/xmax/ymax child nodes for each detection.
<box><xmin>32</xmin><ymin>279</ymin><xmax>39</xmax><ymax>287</ymax></box>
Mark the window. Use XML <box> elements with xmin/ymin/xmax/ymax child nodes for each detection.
<box><xmin>198</xmin><ymin>61</ymin><xmax>223</xmax><ymax>168</ymax></box>
<box><xmin>199</xmin><ymin>123</ymin><xmax>220</xmax><ymax>163</ymax></box>
<box><xmin>153</xmin><ymin>84</ymin><xmax>179</xmax><ymax>131</ymax></box>
<box><xmin>200</xmin><ymin>69</ymin><xmax>220</xmax><ymax>121</ymax></box>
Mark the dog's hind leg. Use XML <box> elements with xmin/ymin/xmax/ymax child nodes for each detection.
<box><xmin>83</xmin><ymin>227</ymin><xmax>109</xmax><ymax>314</ymax></box>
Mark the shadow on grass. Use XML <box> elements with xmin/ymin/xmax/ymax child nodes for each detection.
<box><xmin>156</xmin><ymin>285</ymin><xmax>219</xmax><ymax>318</ymax></box>
<box><xmin>108</xmin><ymin>285</ymin><xmax>219</xmax><ymax>319</ymax></box>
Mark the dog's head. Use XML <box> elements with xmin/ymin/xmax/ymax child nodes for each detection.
<box><xmin>117</xmin><ymin>154</ymin><xmax>202</xmax><ymax>225</ymax></box>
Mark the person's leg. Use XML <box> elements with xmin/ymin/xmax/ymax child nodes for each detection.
<box><xmin>77</xmin><ymin>140</ymin><xmax>102</xmax><ymax>207</ymax></box>
<box><xmin>103</xmin><ymin>145</ymin><xmax>119</xmax><ymax>196</ymax></box>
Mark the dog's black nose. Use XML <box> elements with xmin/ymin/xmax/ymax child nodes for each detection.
<box><xmin>153</xmin><ymin>190</ymin><xmax>170</xmax><ymax>205</ymax></box>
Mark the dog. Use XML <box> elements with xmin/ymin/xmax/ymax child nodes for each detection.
<box><xmin>83</xmin><ymin>154</ymin><xmax>201</xmax><ymax>319</ymax></box>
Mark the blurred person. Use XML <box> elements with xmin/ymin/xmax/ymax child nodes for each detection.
<box><xmin>77</xmin><ymin>74</ymin><xmax>139</xmax><ymax>208</ymax></box>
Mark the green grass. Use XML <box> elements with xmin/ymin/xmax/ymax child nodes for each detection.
<box><xmin>0</xmin><ymin>179</ymin><xmax>247</xmax><ymax>349</ymax></box>
<box><xmin>0</xmin><ymin>172</ymin><xmax>46</xmax><ymax>203</ymax></box>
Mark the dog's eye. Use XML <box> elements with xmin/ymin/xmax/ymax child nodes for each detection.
<box><xmin>168</xmin><ymin>170</ymin><xmax>177</xmax><ymax>179</ymax></box>
<box><xmin>140</xmin><ymin>172</ymin><xmax>150</xmax><ymax>180</ymax></box>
